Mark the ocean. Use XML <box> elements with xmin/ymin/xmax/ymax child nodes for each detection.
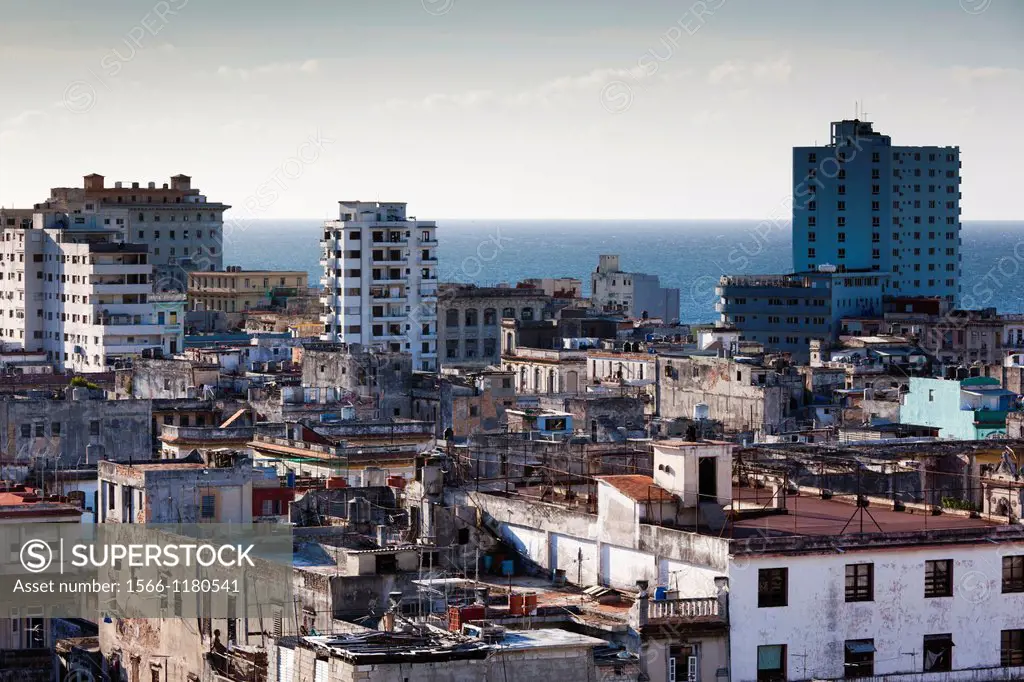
<box><xmin>223</xmin><ymin>219</ymin><xmax>1024</xmax><ymax>324</ymax></box>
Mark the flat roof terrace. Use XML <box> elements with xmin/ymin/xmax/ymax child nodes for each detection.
<box><xmin>729</xmin><ymin>484</ymin><xmax>1024</xmax><ymax>556</ymax></box>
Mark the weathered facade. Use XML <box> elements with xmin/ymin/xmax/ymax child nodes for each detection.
<box><xmin>97</xmin><ymin>455</ymin><xmax>253</xmax><ymax>524</ymax></box>
<box><xmin>301</xmin><ymin>343</ymin><xmax>413</xmax><ymax>419</ymax></box>
<box><xmin>439</xmin><ymin>285</ymin><xmax>556</xmax><ymax>368</ymax></box>
<box><xmin>0</xmin><ymin>394</ymin><xmax>152</xmax><ymax>466</ymax></box>
<box><xmin>657</xmin><ymin>355</ymin><xmax>803</xmax><ymax>437</ymax></box>
<box><xmin>118</xmin><ymin>358</ymin><xmax>219</xmax><ymax>399</ymax></box>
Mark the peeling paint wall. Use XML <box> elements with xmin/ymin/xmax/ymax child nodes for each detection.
<box><xmin>658</xmin><ymin>356</ymin><xmax>801</xmax><ymax>435</ymax></box>
<box><xmin>0</xmin><ymin>397</ymin><xmax>152</xmax><ymax>466</ymax></box>
<box><xmin>446</xmin><ymin>488</ymin><xmax>730</xmax><ymax>592</ymax></box>
<box><xmin>730</xmin><ymin>545</ymin><xmax>1024</xmax><ymax>681</ymax></box>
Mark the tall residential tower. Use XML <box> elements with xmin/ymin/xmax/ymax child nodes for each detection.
<box><xmin>319</xmin><ymin>201</ymin><xmax>438</xmax><ymax>371</ymax></box>
<box><xmin>791</xmin><ymin>120</ymin><xmax>961</xmax><ymax>304</ymax></box>
<box><xmin>40</xmin><ymin>174</ymin><xmax>230</xmax><ymax>291</ymax></box>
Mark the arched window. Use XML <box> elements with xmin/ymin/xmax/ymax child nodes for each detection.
<box><xmin>483</xmin><ymin>308</ymin><xmax>497</xmax><ymax>325</ymax></box>
<box><xmin>465</xmin><ymin>308</ymin><xmax>478</xmax><ymax>326</ymax></box>
<box><xmin>445</xmin><ymin>309</ymin><xmax>459</xmax><ymax>327</ymax></box>
<box><xmin>502</xmin><ymin>307</ymin><xmax>515</xmax><ymax>319</ymax></box>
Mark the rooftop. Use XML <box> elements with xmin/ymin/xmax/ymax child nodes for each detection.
<box><xmin>596</xmin><ymin>475</ymin><xmax>676</xmax><ymax>502</ymax></box>
<box><xmin>0</xmin><ymin>486</ymin><xmax>84</xmax><ymax>519</ymax></box>
<box><xmin>731</xmin><ymin>486</ymin><xmax>999</xmax><ymax>539</ymax></box>
<box><xmin>299</xmin><ymin>626</ymin><xmax>606</xmax><ymax>664</ymax></box>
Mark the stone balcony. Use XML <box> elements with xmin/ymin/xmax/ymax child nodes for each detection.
<box><xmin>630</xmin><ymin>593</ymin><xmax>728</xmax><ymax>634</ymax></box>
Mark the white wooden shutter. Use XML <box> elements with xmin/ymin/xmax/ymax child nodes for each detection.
<box><xmin>277</xmin><ymin>646</ymin><xmax>294</xmax><ymax>682</ymax></box>
<box><xmin>668</xmin><ymin>656</ymin><xmax>676</xmax><ymax>682</ymax></box>
<box><xmin>314</xmin><ymin>658</ymin><xmax>329</xmax><ymax>682</ymax></box>
<box><xmin>687</xmin><ymin>655</ymin><xmax>698</xmax><ymax>682</ymax></box>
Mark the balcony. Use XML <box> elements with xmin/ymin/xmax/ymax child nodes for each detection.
<box><xmin>371</xmin><ymin>234</ymin><xmax>408</xmax><ymax>246</ymax></box>
<box><xmin>370</xmin><ymin>290</ymin><xmax>406</xmax><ymax>301</ymax></box>
<box><xmin>103</xmin><ymin>343</ymin><xmax>159</xmax><ymax>355</ymax></box>
<box><xmin>635</xmin><ymin>596</ymin><xmax>727</xmax><ymax>632</ymax></box>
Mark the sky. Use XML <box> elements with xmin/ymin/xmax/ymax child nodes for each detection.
<box><xmin>0</xmin><ymin>0</ymin><xmax>1020</xmax><ymax>220</ymax></box>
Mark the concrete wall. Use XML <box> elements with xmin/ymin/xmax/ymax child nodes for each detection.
<box><xmin>0</xmin><ymin>397</ymin><xmax>152</xmax><ymax>466</ymax></box>
<box><xmin>121</xmin><ymin>359</ymin><xmax>219</xmax><ymax>399</ymax></box>
<box><xmin>302</xmin><ymin>347</ymin><xmax>413</xmax><ymax>419</ymax></box>
<box><xmin>559</xmin><ymin>396</ymin><xmax>647</xmax><ymax>440</ymax></box>
<box><xmin>447</xmin><ymin>488</ymin><xmax>730</xmax><ymax>591</ymax></box>
<box><xmin>653</xmin><ymin>442</ymin><xmax>733</xmax><ymax>508</ymax></box>
<box><xmin>730</xmin><ymin>544</ymin><xmax>1024</xmax><ymax>681</ymax></box>
<box><xmin>284</xmin><ymin>641</ymin><xmax>597</xmax><ymax>682</ymax></box>
<box><xmin>98</xmin><ymin>459</ymin><xmax>253</xmax><ymax>523</ymax></box>
<box><xmin>645</xmin><ymin>636</ymin><xmax>728</xmax><ymax>682</ymax></box>
<box><xmin>658</xmin><ymin>357</ymin><xmax>799</xmax><ymax>436</ymax></box>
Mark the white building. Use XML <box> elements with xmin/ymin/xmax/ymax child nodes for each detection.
<box><xmin>41</xmin><ymin>173</ymin><xmax>230</xmax><ymax>290</ymax></box>
<box><xmin>591</xmin><ymin>254</ymin><xmax>680</xmax><ymax>322</ymax></box>
<box><xmin>0</xmin><ymin>210</ymin><xmax>184</xmax><ymax>372</ymax></box>
<box><xmin>319</xmin><ymin>201</ymin><xmax>438</xmax><ymax>371</ymax></box>
<box><xmin>449</xmin><ymin>440</ymin><xmax>1024</xmax><ymax>682</ymax></box>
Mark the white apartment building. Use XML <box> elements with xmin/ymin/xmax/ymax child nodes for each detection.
<box><xmin>591</xmin><ymin>254</ymin><xmax>681</xmax><ymax>322</ymax></box>
<box><xmin>319</xmin><ymin>201</ymin><xmax>438</xmax><ymax>371</ymax></box>
<box><xmin>0</xmin><ymin>211</ymin><xmax>185</xmax><ymax>372</ymax></box>
<box><xmin>40</xmin><ymin>173</ymin><xmax>229</xmax><ymax>290</ymax></box>
<box><xmin>451</xmin><ymin>440</ymin><xmax>1024</xmax><ymax>682</ymax></box>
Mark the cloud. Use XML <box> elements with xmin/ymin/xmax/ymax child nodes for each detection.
<box><xmin>215</xmin><ymin>59</ymin><xmax>320</xmax><ymax>81</ymax></box>
<box><xmin>950</xmin><ymin>66</ymin><xmax>1022</xmax><ymax>85</ymax></box>
<box><xmin>0</xmin><ymin>110</ymin><xmax>46</xmax><ymax>141</ymax></box>
<box><xmin>708</xmin><ymin>57</ymin><xmax>791</xmax><ymax>85</ymax></box>
<box><xmin>386</xmin><ymin>65</ymin><xmax>660</xmax><ymax>110</ymax></box>
<box><xmin>3</xmin><ymin>110</ymin><xmax>46</xmax><ymax>128</ymax></box>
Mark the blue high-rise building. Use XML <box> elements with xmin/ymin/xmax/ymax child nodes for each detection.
<box><xmin>791</xmin><ymin>120</ymin><xmax>961</xmax><ymax>305</ymax></box>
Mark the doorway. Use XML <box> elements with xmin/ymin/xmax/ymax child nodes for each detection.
<box><xmin>698</xmin><ymin>457</ymin><xmax>717</xmax><ymax>503</ymax></box>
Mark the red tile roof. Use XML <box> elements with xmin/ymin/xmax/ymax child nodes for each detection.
<box><xmin>596</xmin><ymin>475</ymin><xmax>676</xmax><ymax>502</ymax></box>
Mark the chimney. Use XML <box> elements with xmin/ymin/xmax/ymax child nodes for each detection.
<box><xmin>635</xmin><ymin>580</ymin><xmax>649</xmax><ymax>628</ymax></box>
<box><xmin>714</xmin><ymin>576</ymin><xmax>729</xmax><ymax>618</ymax></box>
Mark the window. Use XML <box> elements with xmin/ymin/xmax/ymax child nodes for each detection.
<box><xmin>20</xmin><ymin>424</ymin><xmax>30</xmax><ymax>438</ymax></box>
<box><xmin>845</xmin><ymin>640</ymin><xmax>874</xmax><ymax>678</ymax></box>
<box><xmin>1002</xmin><ymin>629</ymin><xmax>1024</xmax><ymax>667</ymax></box>
<box><xmin>200</xmin><ymin>495</ymin><xmax>216</xmax><ymax>519</ymax></box>
<box><xmin>758</xmin><ymin>568</ymin><xmax>787</xmax><ymax>607</ymax></box>
<box><xmin>756</xmin><ymin>645</ymin><xmax>786</xmax><ymax>682</ymax></box>
<box><xmin>845</xmin><ymin>563</ymin><xmax>873</xmax><ymax>602</ymax></box>
<box><xmin>1003</xmin><ymin>555</ymin><xmax>1024</xmax><ymax>593</ymax></box>
<box><xmin>89</xmin><ymin>420</ymin><xmax>100</xmax><ymax>436</ymax></box>
<box><xmin>925</xmin><ymin>559</ymin><xmax>953</xmax><ymax>598</ymax></box>
<box><xmin>923</xmin><ymin>634</ymin><xmax>953</xmax><ymax>672</ymax></box>
<box><xmin>52</xmin><ymin>422</ymin><xmax>61</xmax><ymax>436</ymax></box>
